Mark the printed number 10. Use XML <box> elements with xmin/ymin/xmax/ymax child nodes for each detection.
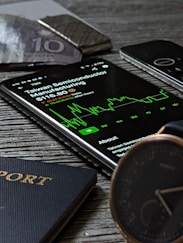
<box><xmin>33</xmin><ymin>38</ymin><xmax>64</xmax><ymax>53</ymax></box>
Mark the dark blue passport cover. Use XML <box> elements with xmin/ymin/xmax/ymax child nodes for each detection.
<box><xmin>0</xmin><ymin>157</ymin><xmax>97</xmax><ymax>243</ymax></box>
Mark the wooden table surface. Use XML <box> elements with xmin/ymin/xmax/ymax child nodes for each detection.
<box><xmin>0</xmin><ymin>0</ymin><xmax>183</xmax><ymax>242</ymax></box>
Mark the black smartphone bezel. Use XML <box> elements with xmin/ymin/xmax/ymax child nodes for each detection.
<box><xmin>1</xmin><ymin>57</ymin><xmax>183</xmax><ymax>174</ymax></box>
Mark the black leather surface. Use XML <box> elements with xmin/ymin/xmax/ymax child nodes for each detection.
<box><xmin>161</xmin><ymin>120</ymin><xmax>183</xmax><ymax>138</ymax></box>
<box><xmin>0</xmin><ymin>157</ymin><xmax>97</xmax><ymax>243</ymax></box>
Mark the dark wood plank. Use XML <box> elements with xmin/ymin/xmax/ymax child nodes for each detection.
<box><xmin>0</xmin><ymin>0</ymin><xmax>183</xmax><ymax>242</ymax></box>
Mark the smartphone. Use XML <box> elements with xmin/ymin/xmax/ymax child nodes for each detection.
<box><xmin>1</xmin><ymin>58</ymin><xmax>183</xmax><ymax>174</ymax></box>
<box><xmin>120</xmin><ymin>40</ymin><xmax>183</xmax><ymax>91</ymax></box>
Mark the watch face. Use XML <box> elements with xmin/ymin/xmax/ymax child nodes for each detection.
<box><xmin>110</xmin><ymin>134</ymin><xmax>183</xmax><ymax>243</ymax></box>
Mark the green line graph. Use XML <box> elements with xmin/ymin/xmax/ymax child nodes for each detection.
<box><xmin>49</xmin><ymin>89</ymin><xmax>169</xmax><ymax>130</ymax></box>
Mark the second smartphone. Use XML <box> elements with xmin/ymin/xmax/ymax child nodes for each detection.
<box><xmin>120</xmin><ymin>40</ymin><xmax>183</xmax><ymax>91</ymax></box>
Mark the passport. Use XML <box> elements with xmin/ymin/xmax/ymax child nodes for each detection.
<box><xmin>0</xmin><ymin>156</ymin><xmax>97</xmax><ymax>243</ymax></box>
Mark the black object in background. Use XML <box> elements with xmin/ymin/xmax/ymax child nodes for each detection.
<box><xmin>1</xmin><ymin>58</ymin><xmax>183</xmax><ymax>174</ymax></box>
<box><xmin>0</xmin><ymin>156</ymin><xmax>97</xmax><ymax>243</ymax></box>
<box><xmin>120</xmin><ymin>40</ymin><xmax>183</xmax><ymax>91</ymax></box>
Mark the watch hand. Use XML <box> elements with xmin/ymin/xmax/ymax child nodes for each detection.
<box><xmin>155</xmin><ymin>189</ymin><xmax>172</xmax><ymax>216</ymax></box>
<box><xmin>160</xmin><ymin>186</ymin><xmax>183</xmax><ymax>194</ymax></box>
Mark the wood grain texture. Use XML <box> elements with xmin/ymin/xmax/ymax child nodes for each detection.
<box><xmin>0</xmin><ymin>0</ymin><xmax>183</xmax><ymax>242</ymax></box>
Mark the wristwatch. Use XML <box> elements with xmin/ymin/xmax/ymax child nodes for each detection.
<box><xmin>110</xmin><ymin>120</ymin><xmax>183</xmax><ymax>243</ymax></box>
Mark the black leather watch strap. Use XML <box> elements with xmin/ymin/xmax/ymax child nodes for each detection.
<box><xmin>158</xmin><ymin>120</ymin><xmax>183</xmax><ymax>138</ymax></box>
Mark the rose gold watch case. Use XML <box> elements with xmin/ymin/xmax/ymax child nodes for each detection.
<box><xmin>110</xmin><ymin>133</ymin><xmax>183</xmax><ymax>243</ymax></box>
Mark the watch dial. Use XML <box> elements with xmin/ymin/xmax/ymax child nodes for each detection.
<box><xmin>110</xmin><ymin>134</ymin><xmax>183</xmax><ymax>243</ymax></box>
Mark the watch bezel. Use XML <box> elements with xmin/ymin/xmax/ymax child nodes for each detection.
<box><xmin>110</xmin><ymin>133</ymin><xmax>183</xmax><ymax>243</ymax></box>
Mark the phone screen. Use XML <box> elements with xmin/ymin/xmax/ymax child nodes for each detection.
<box><xmin>1</xmin><ymin>58</ymin><xmax>183</xmax><ymax>170</ymax></box>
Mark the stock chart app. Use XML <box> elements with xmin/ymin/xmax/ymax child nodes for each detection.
<box><xmin>1</xmin><ymin>58</ymin><xmax>183</xmax><ymax>170</ymax></box>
